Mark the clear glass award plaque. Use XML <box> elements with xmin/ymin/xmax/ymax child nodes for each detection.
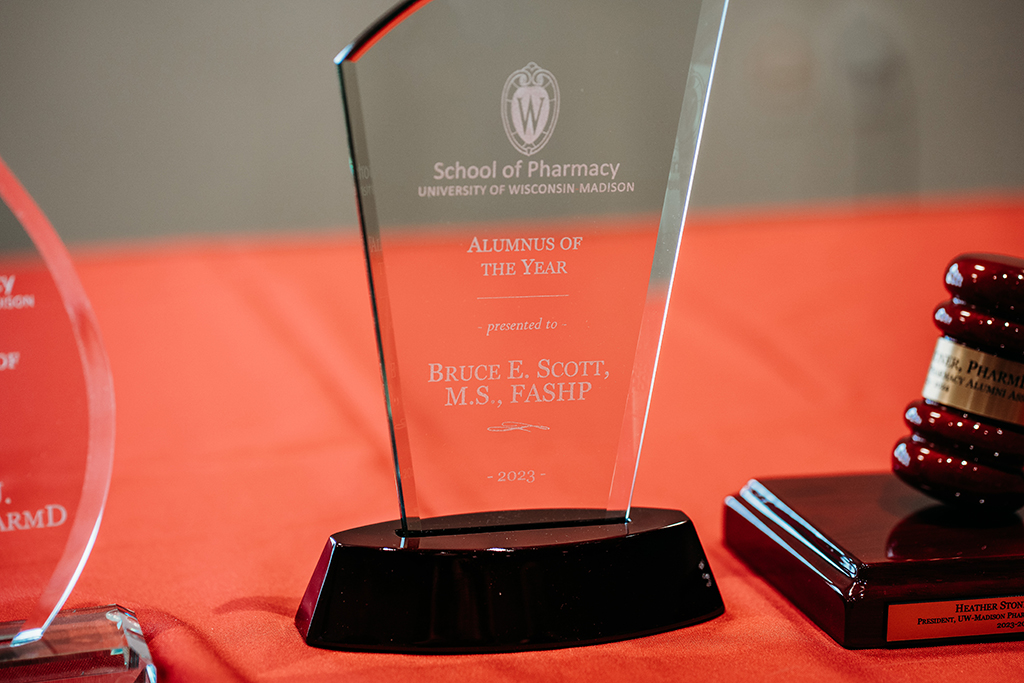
<box><xmin>297</xmin><ymin>0</ymin><xmax>729</xmax><ymax>652</ymax></box>
<box><xmin>0</xmin><ymin>156</ymin><xmax>156</xmax><ymax>682</ymax></box>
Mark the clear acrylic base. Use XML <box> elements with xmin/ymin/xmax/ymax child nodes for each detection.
<box><xmin>0</xmin><ymin>606</ymin><xmax>156</xmax><ymax>683</ymax></box>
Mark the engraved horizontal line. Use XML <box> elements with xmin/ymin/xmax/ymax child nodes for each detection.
<box><xmin>477</xmin><ymin>294</ymin><xmax>569</xmax><ymax>300</ymax></box>
<box><xmin>487</xmin><ymin>421</ymin><xmax>550</xmax><ymax>432</ymax></box>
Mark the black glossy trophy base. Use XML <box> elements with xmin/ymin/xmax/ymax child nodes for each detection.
<box><xmin>296</xmin><ymin>508</ymin><xmax>723</xmax><ymax>653</ymax></box>
<box><xmin>724</xmin><ymin>474</ymin><xmax>1024</xmax><ymax>649</ymax></box>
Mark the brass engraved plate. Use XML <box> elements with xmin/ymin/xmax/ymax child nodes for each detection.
<box><xmin>888</xmin><ymin>595</ymin><xmax>1024</xmax><ymax>642</ymax></box>
<box><xmin>922</xmin><ymin>337</ymin><xmax>1024</xmax><ymax>426</ymax></box>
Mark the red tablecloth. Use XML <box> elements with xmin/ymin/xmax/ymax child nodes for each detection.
<box><xmin>68</xmin><ymin>196</ymin><xmax>1024</xmax><ymax>681</ymax></box>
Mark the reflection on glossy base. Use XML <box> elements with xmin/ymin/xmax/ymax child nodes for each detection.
<box><xmin>724</xmin><ymin>474</ymin><xmax>1024</xmax><ymax>649</ymax></box>
<box><xmin>0</xmin><ymin>605</ymin><xmax>156</xmax><ymax>682</ymax></box>
<box><xmin>296</xmin><ymin>508</ymin><xmax>723</xmax><ymax>653</ymax></box>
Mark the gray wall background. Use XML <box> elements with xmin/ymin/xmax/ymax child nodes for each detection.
<box><xmin>1</xmin><ymin>0</ymin><xmax>1022</xmax><ymax>243</ymax></box>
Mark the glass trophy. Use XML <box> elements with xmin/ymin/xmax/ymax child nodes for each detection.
<box><xmin>297</xmin><ymin>0</ymin><xmax>729</xmax><ymax>652</ymax></box>
<box><xmin>0</xmin><ymin>156</ymin><xmax>156</xmax><ymax>682</ymax></box>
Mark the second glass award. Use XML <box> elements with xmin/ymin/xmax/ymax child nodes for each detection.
<box><xmin>298</xmin><ymin>0</ymin><xmax>729</xmax><ymax>652</ymax></box>
<box><xmin>0</xmin><ymin>155</ymin><xmax>156</xmax><ymax>681</ymax></box>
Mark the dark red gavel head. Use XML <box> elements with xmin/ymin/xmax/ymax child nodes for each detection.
<box><xmin>893</xmin><ymin>253</ymin><xmax>1024</xmax><ymax>512</ymax></box>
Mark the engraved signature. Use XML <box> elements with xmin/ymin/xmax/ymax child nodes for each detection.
<box><xmin>487</xmin><ymin>421</ymin><xmax>550</xmax><ymax>433</ymax></box>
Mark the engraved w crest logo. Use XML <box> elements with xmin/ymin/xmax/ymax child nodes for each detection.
<box><xmin>501</xmin><ymin>62</ymin><xmax>559</xmax><ymax>156</ymax></box>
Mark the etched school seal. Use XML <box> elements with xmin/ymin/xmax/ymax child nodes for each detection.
<box><xmin>501</xmin><ymin>62</ymin><xmax>559</xmax><ymax>156</ymax></box>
